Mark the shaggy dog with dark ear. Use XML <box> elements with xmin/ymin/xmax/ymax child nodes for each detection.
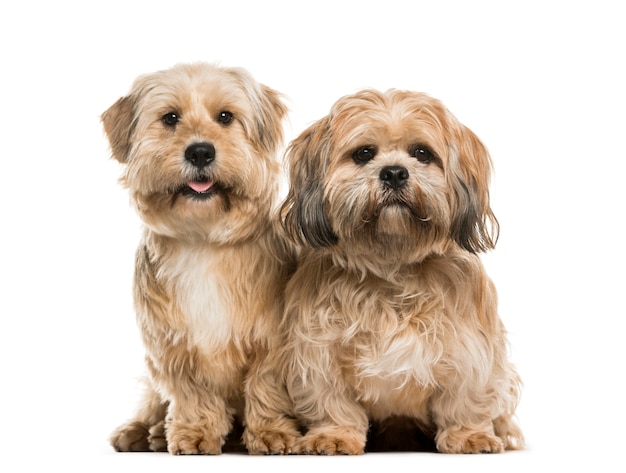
<box><xmin>267</xmin><ymin>89</ymin><xmax>523</xmax><ymax>454</ymax></box>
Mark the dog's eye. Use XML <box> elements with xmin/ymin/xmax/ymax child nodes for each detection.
<box><xmin>352</xmin><ymin>146</ymin><xmax>377</xmax><ymax>164</ymax></box>
<box><xmin>217</xmin><ymin>111</ymin><xmax>234</xmax><ymax>126</ymax></box>
<box><xmin>409</xmin><ymin>144</ymin><xmax>436</xmax><ymax>164</ymax></box>
<box><xmin>162</xmin><ymin>112</ymin><xmax>179</xmax><ymax>127</ymax></box>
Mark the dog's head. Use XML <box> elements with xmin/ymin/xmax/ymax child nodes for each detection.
<box><xmin>282</xmin><ymin>89</ymin><xmax>498</xmax><ymax>263</ymax></box>
<box><xmin>102</xmin><ymin>62</ymin><xmax>287</xmax><ymax>242</ymax></box>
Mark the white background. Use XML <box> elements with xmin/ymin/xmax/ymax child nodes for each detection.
<box><xmin>1</xmin><ymin>1</ymin><xmax>624</xmax><ymax>471</ymax></box>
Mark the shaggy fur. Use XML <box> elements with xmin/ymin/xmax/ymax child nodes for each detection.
<box><xmin>260</xmin><ymin>89</ymin><xmax>524</xmax><ymax>454</ymax></box>
<box><xmin>102</xmin><ymin>62</ymin><xmax>299</xmax><ymax>454</ymax></box>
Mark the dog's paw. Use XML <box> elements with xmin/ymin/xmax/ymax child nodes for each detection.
<box><xmin>166</xmin><ymin>422</ymin><xmax>223</xmax><ymax>455</ymax></box>
<box><xmin>297</xmin><ymin>427</ymin><xmax>365</xmax><ymax>455</ymax></box>
<box><xmin>148</xmin><ymin>421</ymin><xmax>167</xmax><ymax>452</ymax></box>
<box><xmin>437</xmin><ymin>430</ymin><xmax>504</xmax><ymax>454</ymax></box>
<box><xmin>244</xmin><ymin>428</ymin><xmax>301</xmax><ymax>455</ymax></box>
<box><xmin>110</xmin><ymin>421</ymin><xmax>151</xmax><ymax>452</ymax></box>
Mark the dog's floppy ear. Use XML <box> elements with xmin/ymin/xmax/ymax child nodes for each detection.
<box><xmin>281</xmin><ymin>117</ymin><xmax>338</xmax><ymax>248</ymax></box>
<box><xmin>254</xmin><ymin>84</ymin><xmax>288</xmax><ymax>154</ymax></box>
<box><xmin>229</xmin><ymin>68</ymin><xmax>288</xmax><ymax>154</ymax></box>
<box><xmin>447</xmin><ymin>124</ymin><xmax>499</xmax><ymax>253</ymax></box>
<box><xmin>101</xmin><ymin>96</ymin><xmax>135</xmax><ymax>163</ymax></box>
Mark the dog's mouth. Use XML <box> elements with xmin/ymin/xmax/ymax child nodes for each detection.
<box><xmin>377</xmin><ymin>192</ymin><xmax>411</xmax><ymax>212</ymax></box>
<box><xmin>375</xmin><ymin>194</ymin><xmax>431</xmax><ymax>223</ymax></box>
<box><xmin>177</xmin><ymin>179</ymin><xmax>218</xmax><ymax>200</ymax></box>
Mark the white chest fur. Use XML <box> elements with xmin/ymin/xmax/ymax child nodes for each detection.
<box><xmin>356</xmin><ymin>331</ymin><xmax>441</xmax><ymax>390</ymax></box>
<box><xmin>163</xmin><ymin>246</ymin><xmax>232</xmax><ymax>353</ymax></box>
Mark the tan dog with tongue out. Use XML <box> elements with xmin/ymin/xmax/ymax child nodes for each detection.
<box><xmin>101</xmin><ymin>62</ymin><xmax>299</xmax><ymax>455</ymax></box>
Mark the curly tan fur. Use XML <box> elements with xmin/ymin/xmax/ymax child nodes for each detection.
<box><xmin>102</xmin><ymin>63</ymin><xmax>299</xmax><ymax>454</ymax></box>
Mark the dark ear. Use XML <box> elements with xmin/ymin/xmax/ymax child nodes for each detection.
<box><xmin>281</xmin><ymin>117</ymin><xmax>338</xmax><ymax>248</ymax></box>
<box><xmin>448</xmin><ymin>124</ymin><xmax>499</xmax><ymax>253</ymax></box>
<box><xmin>101</xmin><ymin>96</ymin><xmax>135</xmax><ymax>163</ymax></box>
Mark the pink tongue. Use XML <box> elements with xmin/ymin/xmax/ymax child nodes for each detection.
<box><xmin>188</xmin><ymin>180</ymin><xmax>213</xmax><ymax>193</ymax></box>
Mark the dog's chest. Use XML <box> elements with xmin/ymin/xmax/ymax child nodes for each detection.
<box><xmin>354</xmin><ymin>330</ymin><xmax>440</xmax><ymax>389</ymax></box>
<box><xmin>166</xmin><ymin>248</ymin><xmax>233</xmax><ymax>352</ymax></box>
<box><xmin>343</xmin><ymin>287</ymin><xmax>445</xmax><ymax>399</ymax></box>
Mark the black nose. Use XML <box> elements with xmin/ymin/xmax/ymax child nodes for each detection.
<box><xmin>379</xmin><ymin>165</ymin><xmax>409</xmax><ymax>190</ymax></box>
<box><xmin>185</xmin><ymin>142</ymin><xmax>216</xmax><ymax>168</ymax></box>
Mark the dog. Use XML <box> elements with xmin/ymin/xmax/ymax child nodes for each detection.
<box><xmin>101</xmin><ymin>62</ymin><xmax>298</xmax><ymax>454</ymax></box>
<box><xmin>274</xmin><ymin>89</ymin><xmax>524</xmax><ymax>454</ymax></box>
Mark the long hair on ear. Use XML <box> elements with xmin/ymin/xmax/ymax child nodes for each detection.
<box><xmin>446</xmin><ymin>122</ymin><xmax>499</xmax><ymax>253</ymax></box>
<box><xmin>281</xmin><ymin>117</ymin><xmax>338</xmax><ymax>248</ymax></box>
<box><xmin>101</xmin><ymin>96</ymin><xmax>136</xmax><ymax>164</ymax></box>
<box><xmin>255</xmin><ymin>84</ymin><xmax>288</xmax><ymax>154</ymax></box>
<box><xmin>229</xmin><ymin>68</ymin><xmax>287</xmax><ymax>155</ymax></box>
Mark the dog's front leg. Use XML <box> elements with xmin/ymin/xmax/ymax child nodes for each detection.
<box><xmin>429</xmin><ymin>369</ymin><xmax>508</xmax><ymax>453</ymax></box>
<box><xmin>289</xmin><ymin>359</ymin><xmax>368</xmax><ymax>455</ymax></box>
<box><xmin>155</xmin><ymin>344</ymin><xmax>237</xmax><ymax>455</ymax></box>
<box><xmin>243</xmin><ymin>348</ymin><xmax>301</xmax><ymax>454</ymax></box>
<box><xmin>164</xmin><ymin>386</ymin><xmax>233</xmax><ymax>455</ymax></box>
